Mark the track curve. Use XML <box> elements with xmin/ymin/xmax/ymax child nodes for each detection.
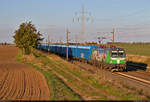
<box><xmin>0</xmin><ymin>45</ymin><xmax>50</xmax><ymax>100</ymax></box>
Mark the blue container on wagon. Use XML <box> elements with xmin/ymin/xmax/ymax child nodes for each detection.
<box><xmin>37</xmin><ymin>44</ymin><xmax>97</xmax><ymax>60</ymax></box>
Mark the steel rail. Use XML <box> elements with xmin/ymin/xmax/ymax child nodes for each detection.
<box><xmin>116</xmin><ymin>72</ymin><xmax>150</xmax><ymax>85</ymax></box>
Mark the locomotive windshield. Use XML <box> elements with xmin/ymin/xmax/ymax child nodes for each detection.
<box><xmin>111</xmin><ymin>51</ymin><xmax>118</xmax><ymax>57</ymax></box>
<box><xmin>111</xmin><ymin>50</ymin><xmax>125</xmax><ymax>58</ymax></box>
<box><xmin>118</xmin><ymin>51</ymin><xmax>125</xmax><ymax>57</ymax></box>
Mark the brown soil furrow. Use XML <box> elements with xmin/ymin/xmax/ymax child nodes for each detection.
<box><xmin>0</xmin><ymin>68</ymin><xmax>6</xmax><ymax>83</ymax></box>
<box><xmin>35</xmin><ymin>74</ymin><xmax>42</xmax><ymax>100</ymax></box>
<box><xmin>37</xmin><ymin>74</ymin><xmax>47</xmax><ymax>100</ymax></box>
<box><xmin>0</xmin><ymin>72</ymin><xmax>8</xmax><ymax>90</ymax></box>
<box><xmin>21</xmin><ymin>70</ymin><xmax>31</xmax><ymax>99</ymax></box>
<box><xmin>35</xmin><ymin>70</ymin><xmax>44</xmax><ymax>100</ymax></box>
<box><xmin>31</xmin><ymin>75</ymin><xmax>40</xmax><ymax>100</ymax></box>
<box><xmin>15</xmin><ymin>70</ymin><xmax>24</xmax><ymax>100</ymax></box>
<box><xmin>0</xmin><ymin>71</ymin><xmax>14</xmax><ymax>100</ymax></box>
<box><xmin>18</xmin><ymin>71</ymin><xmax>26</xmax><ymax>100</ymax></box>
<box><xmin>0</xmin><ymin>72</ymin><xmax>10</xmax><ymax>99</ymax></box>
<box><xmin>30</xmin><ymin>70</ymin><xmax>40</xmax><ymax>100</ymax></box>
<box><xmin>2</xmin><ymin>71</ymin><xmax>16</xmax><ymax>100</ymax></box>
<box><xmin>24</xmin><ymin>70</ymin><xmax>32</xmax><ymax>100</ymax></box>
<box><xmin>35</xmin><ymin>71</ymin><xmax>42</xmax><ymax>100</ymax></box>
<box><xmin>0</xmin><ymin>46</ymin><xmax>50</xmax><ymax>100</ymax></box>
<box><xmin>32</xmin><ymin>70</ymin><xmax>41</xmax><ymax>100</ymax></box>
<box><xmin>33</xmin><ymin>71</ymin><xmax>42</xmax><ymax>100</ymax></box>
<box><xmin>7</xmin><ymin>70</ymin><xmax>24</xmax><ymax>100</ymax></box>
<box><xmin>9</xmin><ymin>71</ymin><xmax>21</xmax><ymax>100</ymax></box>
<box><xmin>20</xmin><ymin>70</ymin><xmax>29</xmax><ymax>100</ymax></box>
<box><xmin>34</xmin><ymin>70</ymin><xmax>49</xmax><ymax>100</ymax></box>
<box><xmin>26</xmin><ymin>71</ymin><xmax>33</xmax><ymax>100</ymax></box>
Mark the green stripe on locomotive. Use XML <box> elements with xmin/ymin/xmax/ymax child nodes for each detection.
<box><xmin>104</xmin><ymin>52</ymin><xmax>126</xmax><ymax>64</ymax></box>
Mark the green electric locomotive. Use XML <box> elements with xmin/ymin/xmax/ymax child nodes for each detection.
<box><xmin>92</xmin><ymin>47</ymin><xmax>126</xmax><ymax>72</ymax></box>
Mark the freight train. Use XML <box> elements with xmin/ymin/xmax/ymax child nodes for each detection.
<box><xmin>37</xmin><ymin>44</ymin><xmax>126</xmax><ymax>72</ymax></box>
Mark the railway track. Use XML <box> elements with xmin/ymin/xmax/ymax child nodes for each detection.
<box><xmin>115</xmin><ymin>72</ymin><xmax>150</xmax><ymax>85</ymax></box>
<box><xmin>123</xmin><ymin>71</ymin><xmax>150</xmax><ymax>81</ymax></box>
<box><xmin>72</xmin><ymin>61</ymin><xmax>150</xmax><ymax>96</ymax></box>
<box><xmin>72</xmin><ymin>60</ymin><xmax>150</xmax><ymax>86</ymax></box>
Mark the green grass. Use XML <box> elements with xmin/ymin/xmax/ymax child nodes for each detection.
<box><xmin>110</xmin><ymin>43</ymin><xmax>150</xmax><ymax>56</ymax></box>
<box><xmin>17</xmin><ymin>50</ymin><xmax>148</xmax><ymax>100</ymax></box>
<box><xmin>35</xmin><ymin>67</ymin><xmax>82</xmax><ymax>100</ymax></box>
<box><xmin>43</xmin><ymin>53</ymin><xmax>145</xmax><ymax>100</ymax></box>
<box><xmin>28</xmin><ymin>51</ymin><xmax>110</xmax><ymax>100</ymax></box>
<box><xmin>43</xmin><ymin>57</ymin><xmax>108</xmax><ymax>99</ymax></box>
<box><xmin>16</xmin><ymin>51</ymin><xmax>82</xmax><ymax>100</ymax></box>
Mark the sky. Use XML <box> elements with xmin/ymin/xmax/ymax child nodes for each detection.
<box><xmin>0</xmin><ymin>0</ymin><xmax>150</xmax><ymax>43</ymax></box>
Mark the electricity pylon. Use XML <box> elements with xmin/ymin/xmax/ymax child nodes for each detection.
<box><xmin>73</xmin><ymin>5</ymin><xmax>93</xmax><ymax>43</ymax></box>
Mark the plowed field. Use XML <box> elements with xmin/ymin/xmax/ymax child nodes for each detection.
<box><xmin>0</xmin><ymin>45</ymin><xmax>50</xmax><ymax>100</ymax></box>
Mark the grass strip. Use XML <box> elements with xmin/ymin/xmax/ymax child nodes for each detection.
<box><xmin>16</xmin><ymin>50</ymin><xmax>82</xmax><ymax>100</ymax></box>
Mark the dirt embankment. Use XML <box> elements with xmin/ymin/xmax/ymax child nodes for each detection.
<box><xmin>126</xmin><ymin>54</ymin><xmax>150</xmax><ymax>71</ymax></box>
<box><xmin>0</xmin><ymin>45</ymin><xmax>50</xmax><ymax>100</ymax></box>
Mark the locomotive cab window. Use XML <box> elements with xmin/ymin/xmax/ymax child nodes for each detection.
<box><xmin>111</xmin><ymin>50</ymin><xmax>125</xmax><ymax>58</ymax></box>
<box><xmin>111</xmin><ymin>51</ymin><xmax>118</xmax><ymax>57</ymax></box>
<box><xmin>118</xmin><ymin>51</ymin><xmax>125</xmax><ymax>57</ymax></box>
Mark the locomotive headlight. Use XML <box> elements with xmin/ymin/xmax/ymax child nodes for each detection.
<box><xmin>117</xmin><ymin>59</ymin><xmax>120</xmax><ymax>64</ymax></box>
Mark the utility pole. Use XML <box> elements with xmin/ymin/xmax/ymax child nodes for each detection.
<box><xmin>73</xmin><ymin>5</ymin><xmax>92</xmax><ymax>43</ymax></box>
<box><xmin>47</xmin><ymin>34</ymin><xmax>50</xmax><ymax>54</ymax></box>
<box><xmin>66</xmin><ymin>28</ymin><xmax>70</xmax><ymax>61</ymax></box>
<box><xmin>111</xmin><ymin>28</ymin><xmax>115</xmax><ymax>43</ymax></box>
<box><xmin>48</xmin><ymin>35</ymin><xmax>50</xmax><ymax>45</ymax></box>
<box><xmin>113</xmin><ymin>28</ymin><xmax>115</xmax><ymax>43</ymax></box>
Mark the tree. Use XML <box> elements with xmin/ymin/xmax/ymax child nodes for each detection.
<box><xmin>13</xmin><ymin>21</ymin><xmax>43</xmax><ymax>54</ymax></box>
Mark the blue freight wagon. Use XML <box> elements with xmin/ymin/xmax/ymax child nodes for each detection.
<box><xmin>37</xmin><ymin>44</ymin><xmax>97</xmax><ymax>60</ymax></box>
<box><xmin>37</xmin><ymin>44</ymin><xmax>126</xmax><ymax>72</ymax></box>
